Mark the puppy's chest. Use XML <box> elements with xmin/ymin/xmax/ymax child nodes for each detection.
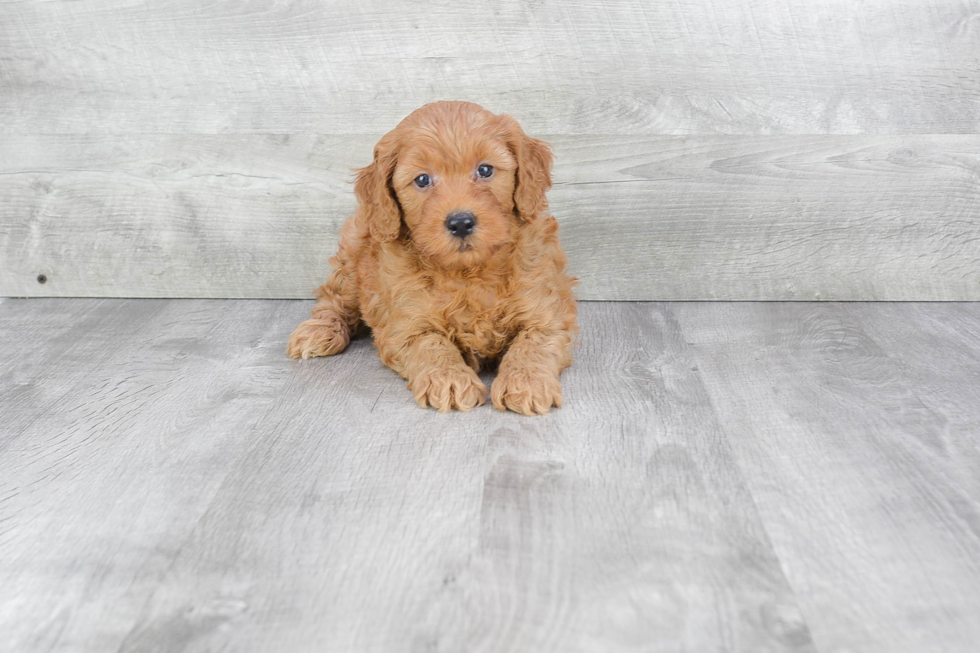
<box><xmin>436</xmin><ymin>284</ymin><xmax>514</xmax><ymax>357</ymax></box>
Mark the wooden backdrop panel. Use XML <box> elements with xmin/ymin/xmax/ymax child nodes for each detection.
<box><xmin>2</xmin><ymin>0</ymin><xmax>978</xmax><ymax>299</ymax></box>
<box><xmin>1</xmin><ymin>0</ymin><xmax>978</xmax><ymax>135</ymax></box>
<box><xmin>3</xmin><ymin>134</ymin><xmax>978</xmax><ymax>300</ymax></box>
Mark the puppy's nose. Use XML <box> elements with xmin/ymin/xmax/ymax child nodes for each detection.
<box><xmin>445</xmin><ymin>211</ymin><xmax>476</xmax><ymax>238</ymax></box>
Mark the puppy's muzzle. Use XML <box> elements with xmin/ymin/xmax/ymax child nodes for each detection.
<box><xmin>445</xmin><ymin>211</ymin><xmax>476</xmax><ymax>239</ymax></box>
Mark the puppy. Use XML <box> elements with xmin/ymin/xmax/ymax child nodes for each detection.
<box><xmin>287</xmin><ymin>101</ymin><xmax>577</xmax><ymax>415</ymax></box>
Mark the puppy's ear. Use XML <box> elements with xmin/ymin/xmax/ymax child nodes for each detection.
<box><xmin>354</xmin><ymin>133</ymin><xmax>401</xmax><ymax>242</ymax></box>
<box><xmin>502</xmin><ymin>116</ymin><xmax>554</xmax><ymax>222</ymax></box>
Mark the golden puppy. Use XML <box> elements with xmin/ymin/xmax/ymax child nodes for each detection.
<box><xmin>287</xmin><ymin>101</ymin><xmax>577</xmax><ymax>415</ymax></box>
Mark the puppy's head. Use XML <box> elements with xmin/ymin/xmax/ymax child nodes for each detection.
<box><xmin>355</xmin><ymin>101</ymin><xmax>553</xmax><ymax>269</ymax></box>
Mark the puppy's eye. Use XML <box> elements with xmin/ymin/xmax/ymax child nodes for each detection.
<box><xmin>414</xmin><ymin>174</ymin><xmax>431</xmax><ymax>189</ymax></box>
<box><xmin>476</xmin><ymin>164</ymin><xmax>494</xmax><ymax>179</ymax></box>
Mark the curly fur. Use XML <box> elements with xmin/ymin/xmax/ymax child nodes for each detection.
<box><xmin>287</xmin><ymin>101</ymin><xmax>578</xmax><ymax>415</ymax></box>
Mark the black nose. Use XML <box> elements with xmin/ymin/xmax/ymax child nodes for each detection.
<box><xmin>445</xmin><ymin>211</ymin><xmax>476</xmax><ymax>238</ymax></box>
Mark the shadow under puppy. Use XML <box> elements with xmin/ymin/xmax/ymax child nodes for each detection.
<box><xmin>288</xmin><ymin>101</ymin><xmax>577</xmax><ymax>415</ymax></box>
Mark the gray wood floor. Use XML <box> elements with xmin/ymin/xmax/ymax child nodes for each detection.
<box><xmin>2</xmin><ymin>299</ymin><xmax>979</xmax><ymax>653</ymax></box>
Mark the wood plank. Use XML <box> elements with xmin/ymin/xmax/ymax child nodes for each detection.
<box><xmin>0</xmin><ymin>134</ymin><xmax>360</xmax><ymax>299</ymax></box>
<box><xmin>0</xmin><ymin>299</ymin><xmax>305</xmax><ymax>652</ymax></box>
<box><xmin>3</xmin><ymin>134</ymin><xmax>979</xmax><ymax>300</ymax></box>
<box><xmin>1</xmin><ymin>0</ymin><xmax>977</xmax><ymax>135</ymax></box>
<box><xmin>673</xmin><ymin>302</ymin><xmax>980</xmax><ymax>653</ymax></box>
<box><xmin>0</xmin><ymin>299</ymin><xmax>813</xmax><ymax>652</ymax></box>
<box><xmin>0</xmin><ymin>298</ymin><xmax>171</xmax><ymax>453</ymax></box>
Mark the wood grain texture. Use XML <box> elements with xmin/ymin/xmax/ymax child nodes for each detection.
<box><xmin>3</xmin><ymin>0</ymin><xmax>978</xmax><ymax>300</ymax></box>
<box><xmin>673</xmin><ymin>302</ymin><xmax>980</xmax><ymax>653</ymax></box>
<box><xmin>2</xmin><ymin>134</ymin><xmax>979</xmax><ymax>300</ymax></box>
<box><xmin>0</xmin><ymin>134</ymin><xmax>359</xmax><ymax>299</ymax></box>
<box><xmin>1</xmin><ymin>299</ymin><xmax>815</xmax><ymax>652</ymax></box>
<box><xmin>0</xmin><ymin>300</ymin><xmax>300</xmax><ymax>652</ymax></box>
<box><xmin>1</xmin><ymin>0</ymin><xmax>978</xmax><ymax>135</ymax></box>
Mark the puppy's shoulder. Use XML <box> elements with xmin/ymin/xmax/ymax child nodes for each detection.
<box><xmin>530</xmin><ymin>213</ymin><xmax>562</xmax><ymax>240</ymax></box>
<box><xmin>514</xmin><ymin>214</ymin><xmax>568</xmax><ymax>268</ymax></box>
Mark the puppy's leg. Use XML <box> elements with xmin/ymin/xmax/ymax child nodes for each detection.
<box><xmin>492</xmin><ymin>329</ymin><xmax>573</xmax><ymax>416</ymax></box>
<box><xmin>287</xmin><ymin>227</ymin><xmax>362</xmax><ymax>359</ymax></box>
<box><xmin>382</xmin><ymin>333</ymin><xmax>488</xmax><ymax>413</ymax></box>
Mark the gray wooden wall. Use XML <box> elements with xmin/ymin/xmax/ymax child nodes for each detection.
<box><xmin>2</xmin><ymin>0</ymin><xmax>978</xmax><ymax>300</ymax></box>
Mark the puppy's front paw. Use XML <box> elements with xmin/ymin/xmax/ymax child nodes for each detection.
<box><xmin>287</xmin><ymin>317</ymin><xmax>350</xmax><ymax>359</ymax></box>
<box><xmin>410</xmin><ymin>367</ymin><xmax>488</xmax><ymax>413</ymax></box>
<box><xmin>492</xmin><ymin>367</ymin><xmax>563</xmax><ymax>416</ymax></box>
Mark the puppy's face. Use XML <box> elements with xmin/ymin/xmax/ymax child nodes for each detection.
<box><xmin>355</xmin><ymin>102</ymin><xmax>553</xmax><ymax>270</ymax></box>
<box><xmin>391</xmin><ymin>123</ymin><xmax>517</xmax><ymax>269</ymax></box>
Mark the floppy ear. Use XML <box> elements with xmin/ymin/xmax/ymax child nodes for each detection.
<box><xmin>354</xmin><ymin>133</ymin><xmax>401</xmax><ymax>242</ymax></box>
<box><xmin>502</xmin><ymin>116</ymin><xmax>554</xmax><ymax>222</ymax></box>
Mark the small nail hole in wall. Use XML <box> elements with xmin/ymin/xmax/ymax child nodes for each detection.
<box><xmin>37</xmin><ymin>274</ymin><xmax>47</xmax><ymax>284</ymax></box>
